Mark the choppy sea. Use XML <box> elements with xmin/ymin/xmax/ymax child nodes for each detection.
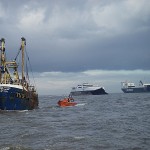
<box><xmin>0</xmin><ymin>93</ymin><xmax>150</xmax><ymax>150</ymax></box>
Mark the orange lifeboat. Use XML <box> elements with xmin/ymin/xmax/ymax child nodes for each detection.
<box><xmin>58</xmin><ymin>97</ymin><xmax>77</xmax><ymax>107</ymax></box>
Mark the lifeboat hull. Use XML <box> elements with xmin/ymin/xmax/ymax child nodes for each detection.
<box><xmin>58</xmin><ymin>98</ymin><xmax>77</xmax><ymax>107</ymax></box>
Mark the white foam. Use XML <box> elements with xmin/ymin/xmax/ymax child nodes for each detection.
<box><xmin>74</xmin><ymin>136</ymin><xmax>85</xmax><ymax>140</ymax></box>
<box><xmin>76</xmin><ymin>103</ymin><xmax>86</xmax><ymax>106</ymax></box>
<box><xmin>0</xmin><ymin>147</ymin><xmax>10</xmax><ymax>150</ymax></box>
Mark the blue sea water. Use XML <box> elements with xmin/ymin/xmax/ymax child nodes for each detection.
<box><xmin>0</xmin><ymin>93</ymin><xmax>150</xmax><ymax>150</ymax></box>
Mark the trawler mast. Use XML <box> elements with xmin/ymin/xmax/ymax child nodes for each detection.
<box><xmin>21</xmin><ymin>37</ymin><xmax>26</xmax><ymax>88</ymax></box>
<box><xmin>0</xmin><ymin>38</ymin><xmax>6</xmax><ymax>83</ymax></box>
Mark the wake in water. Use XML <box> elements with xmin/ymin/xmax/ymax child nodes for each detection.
<box><xmin>76</xmin><ymin>103</ymin><xmax>86</xmax><ymax>106</ymax></box>
<box><xmin>0</xmin><ymin>110</ymin><xmax>29</xmax><ymax>114</ymax></box>
<box><xmin>0</xmin><ymin>146</ymin><xmax>31</xmax><ymax>150</ymax></box>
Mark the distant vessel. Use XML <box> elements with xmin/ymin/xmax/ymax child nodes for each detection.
<box><xmin>121</xmin><ymin>81</ymin><xmax>150</xmax><ymax>93</ymax></box>
<box><xmin>70</xmin><ymin>83</ymin><xmax>108</xmax><ymax>96</ymax></box>
<box><xmin>0</xmin><ymin>38</ymin><xmax>38</xmax><ymax>110</ymax></box>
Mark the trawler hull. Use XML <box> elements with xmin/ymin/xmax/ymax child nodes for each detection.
<box><xmin>0</xmin><ymin>85</ymin><xmax>38</xmax><ymax>110</ymax></box>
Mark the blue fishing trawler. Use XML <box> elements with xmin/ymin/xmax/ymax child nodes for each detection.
<box><xmin>0</xmin><ymin>38</ymin><xmax>38</xmax><ymax>110</ymax></box>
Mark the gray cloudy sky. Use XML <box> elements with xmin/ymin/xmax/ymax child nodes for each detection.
<box><xmin>0</xmin><ymin>0</ymin><xmax>150</xmax><ymax>95</ymax></box>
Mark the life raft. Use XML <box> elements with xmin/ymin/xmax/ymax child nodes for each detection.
<box><xmin>58</xmin><ymin>97</ymin><xmax>77</xmax><ymax>107</ymax></box>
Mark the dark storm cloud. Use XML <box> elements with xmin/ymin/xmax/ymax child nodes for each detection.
<box><xmin>0</xmin><ymin>0</ymin><xmax>150</xmax><ymax>72</ymax></box>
